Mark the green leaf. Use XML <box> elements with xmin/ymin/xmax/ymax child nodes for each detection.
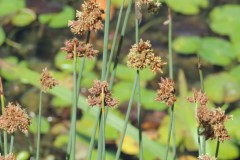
<box><xmin>16</xmin><ymin>151</ymin><xmax>30</xmax><ymax>160</ymax></box>
<box><xmin>112</xmin><ymin>0</ymin><xmax>129</xmax><ymax>8</ymax></box>
<box><xmin>0</xmin><ymin>0</ymin><xmax>25</xmax><ymax>16</ymax></box>
<box><xmin>204</xmin><ymin>72</ymin><xmax>240</xmax><ymax>103</ymax></box>
<box><xmin>209</xmin><ymin>5</ymin><xmax>240</xmax><ymax>37</ymax></box>
<box><xmin>0</xmin><ymin>27</ymin><xmax>6</xmax><ymax>46</ymax></box>
<box><xmin>141</xmin><ymin>89</ymin><xmax>167</xmax><ymax>110</ymax></box>
<box><xmin>164</xmin><ymin>0</ymin><xmax>208</xmax><ymax>15</ymax></box>
<box><xmin>173</xmin><ymin>36</ymin><xmax>202</xmax><ymax>54</ymax></box>
<box><xmin>39</xmin><ymin>6</ymin><xmax>74</xmax><ymax>28</ymax></box>
<box><xmin>11</xmin><ymin>8</ymin><xmax>36</xmax><ymax>27</ymax></box>
<box><xmin>29</xmin><ymin>117</ymin><xmax>50</xmax><ymax>134</ymax></box>
<box><xmin>51</xmin><ymin>96</ymin><xmax>71</xmax><ymax>108</ymax></box>
<box><xmin>198</xmin><ymin>37</ymin><xmax>235</xmax><ymax>66</ymax></box>
<box><xmin>230</xmin><ymin>65</ymin><xmax>240</xmax><ymax>82</ymax></box>
<box><xmin>0</xmin><ymin>60</ymin><xmax>172</xmax><ymax>159</ymax></box>
<box><xmin>116</xmin><ymin>64</ymin><xmax>155</xmax><ymax>82</ymax></box>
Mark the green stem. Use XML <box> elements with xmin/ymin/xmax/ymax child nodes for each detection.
<box><xmin>105</xmin><ymin>0</ymin><xmax>126</xmax><ymax>81</ymax></box>
<box><xmin>164</xmin><ymin>105</ymin><xmax>175</xmax><ymax>160</ymax></box>
<box><xmin>9</xmin><ymin>133</ymin><xmax>14</xmax><ymax>153</ymax></box>
<box><xmin>115</xmin><ymin>72</ymin><xmax>139</xmax><ymax>160</ymax></box>
<box><xmin>215</xmin><ymin>140</ymin><xmax>220</xmax><ymax>158</ymax></box>
<box><xmin>25</xmin><ymin>133</ymin><xmax>33</xmax><ymax>155</ymax></box>
<box><xmin>97</xmin><ymin>112</ymin><xmax>103</xmax><ymax>160</ymax></box>
<box><xmin>165</xmin><ymin>8</ymin><xmax>176</xmax><ymax>160</ymax></box>
<box><xmin>36</xmin><ymin>91</ymin><xmax>43</xmax><ymax>160</ymax></box>
<box><xmin>70</xmin><ymin>42</ymin><xmax>78</xmax><ymax>160</ymax></box>
<box><xmin>66</xmin><ymin>31</ymin><xmax>91</xmax><ymax>160</ymax></box>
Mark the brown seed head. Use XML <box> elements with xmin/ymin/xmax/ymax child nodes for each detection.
<box><xmin>61</xmin><ymin>38</ymin><xmax>99</xmax><ymax>60</ymax></box>
<box><xmin>68</xmin><ymin>0</ymin><xmax>104</xmax><ymax>35</ymax></box>
<box><xmin>127</xmin><ymin>39</ymin><xmax>165</xmax><ymax>73</ymax></box>
<box><xmin>199</xmin><ymin>154</ymin><xmax>216</xmax><ymax>160</ymax></box>
<box><xmin>197</xmin><ymin>106</ymin><xmax>232</xmax><ymax>142</ymax></box>
<box><xmin>40</xmin><ymin>68</ymin><xmax>58</xmax><ymax>92</ymax></box>
<box><xmin>87</xmin><ymin>80</ymin><xmax>119</xmax><ymax>108</ymax></box>
<box><xmin>187</xmin><ymin>88</ymin><xmax>208</xmax><ymax>106</ymax></box>
<box><xmin>135</xmin><ymin>0</ymin><xmax>161</xmax><ymax>14</ymax></box>
<box><xmin>155</xmin><ymin>77</ymin><xmax>176</xmax><ymax>106</ymax></box>
<box><xmin>0</xmin><ymin>153</ymin><xmax>16</xmax><ymax>160</ymax></box>
<box><xmin>0</xmin><ymin>103</ymin><xmax>31</xmax><ymax>134</ymax></box>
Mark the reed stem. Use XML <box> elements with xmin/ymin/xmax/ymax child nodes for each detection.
<box><xmin>9</xmin><ymin>133</ymin><xmax>14</xmax><ymax>153</ymax></box>
<box><xmin>36</xmin><ymin>91</ymin><xmax>43</xmax><ymax>160</ymax></box>
<box><xmin>115</xmin><ymin>72</ymin><xmax>139</xmax><ymax>160</ymax></box>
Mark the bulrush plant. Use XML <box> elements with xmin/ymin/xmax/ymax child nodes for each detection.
<box><xmin>36</xmin><ymin>68</ymin><xmax>58</xmax><ymax>160</ymax></box>
<box><xmin>0</xmin><ymin>0</ymin><xmax>236</xmax><ymax>159</ymax></box>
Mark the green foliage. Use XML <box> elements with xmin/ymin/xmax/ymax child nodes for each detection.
<box><xmin>0</xmin><ymin>27</ymin><xmax>6</xmax><ymax>46</ymax></box>
<box><xmin>112</xmin><ymin>0</ymin><xmax>129</xmax><ymax>8</ymax></box>
<box><xmin>173</xmin><ymin>36</ymin><xmax>202</xmax><ymax>54</ymax></box>
<box><xmin>164</xmin><ymin>0</ymin><xmax>208</xmax><ymax>15</ymax></box>
<box><xmin>209</xmin><ymin>5</ymin><xmax>240</xmax><ymax>38</ymax></box>
<box><xmin>29</xmin><ymin>117</ymin><xmax>50</xmax><ymax>134</ymax></box>
<box><xmin>11</xmin><ymin>8</ymin><xmax>36</xmax><ymax>27</ymax></box>
<box><xmin>198</xmin><ymin>37</ymin><xmax>235</xmax><ymax>66</ymax></box>
<box><xmin>204</xmin><ymin>72</ymin><xmax>240</xmax><ymax>103</ymax></box>
<box><xmin>39</xmin><ymin>6</ymin><xmax>75</xmax><ymax>28</ymax></box>
<box><xmin>16</xmin><ymin>151</ymin><xmax>30</xmax><ymax>160</ymax></box>
<box><xmin>0</xmin><ymin>0</ymin><xmax>25</xmax><ymax>16</ymax></box>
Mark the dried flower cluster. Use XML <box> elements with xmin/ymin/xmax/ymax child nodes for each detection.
<box><xmin>136</xmin><ymin>0</ymin><xmax>161</xmax><ymax>13</ymax></box>
<box><xmin>0</xmin><ymin>103</ymin><xmax>31</xmax><ymax>134</ymax></box>
<box><xmin>40</xmin><ymin>68</ymin><xmax>58</xmax><ymax>92</ymax></box>
<box><xmin>127</xmin><ymin>39</ymin><xmax>166</xmax><ymax>73</ymax></box>
<box><xmin>187</xmin><ymin>88</ymin><xmax>208</xmax><ymax>106</ymax></box>
<box><xmin>187</xmin><ymin>88</ymin><xmax>232</xmax><ymax>142</ymax></box>
<box><xmin>199</xmin><ymin>154</ymin><xmax>216</xmax><ymax>160</ymax></box>
<box><xmin>61</xmin><ymin>38</ymin><xmax>99</xmax><ymax>60</ymax></box>
<box><xmin>155</xmin><ymin>77</ymin><xmax>176</xmax><ymax>106</ymax></box>
<box><xmin>88</xmin><ymin>80</ymin><xmax>119</xmax><ymax>108</ymax></box>
<box><xmin>197</xmin><ymin>106</ymin><xmax>232</xmax><ymax>142</ymax></box>
<box><xmin>68</xmin><ymin>0</ymin><xmax>104</xmax><ymax>35</ymax></box>
<box><xmin>0</xmin><ymin>153</ymin><xmax>16</xmax><ymax>160</ymax></box>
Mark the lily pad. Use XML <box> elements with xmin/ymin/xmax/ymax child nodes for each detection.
<box><xmin>113</xmin><ymin>81</ymin><xmax>133</xmax><ymax>103</ymax></box>
<box><xmin>141</xmin><ymin>89</ymin><xmax>167</xmax><ymax>110</ymax></box>
<box><xmin>198</xmin><ymin>37</ymin><xmax>235</xmax><ymax>66</ymax></box>
<box><xmin>230</xmin><ymin>65</ymin><xmax>240</xmax><ymax>82</ymax></box>
<box><xmin>29</xmin><ymin>117</ymin><xmax>50</xmax><ymax>134</ymax></box>
<box><xmin>112</xmin><ymin>0</ymin><xmax>129</xmax><ymax>8</ymax></box>
<box><xmin>164</xmin><ymin>0</ymin><xmax>208</xmax><ymax>15</ymax></box>
<box><xmin>115</xmin><ymin>64</ymin><xmax>155</xmax><ymax>82</ymax></box>
<box><xmin>0</xmin><ymin>27</ymin><xmax>6</xmax><ymax>46</ymax></box>
<box><xmin>173</xmin><ymin>36</ymin><xmax>202</xmax><ymax>54</ymax></box>
<box><xmin>11</xmin><ymin>8</ymin><xmax>36</xmax><ymax>27</ymax></box>
<box><xmin>39</xmin><ymin>6</ymin><xmax>74</xmax><ymax>28</ymax></box>
<box><xmin>0</xmin><ymin>0</ymin><xmax>25</xmax><ymax>16</ymax></box>
<box><xmin>209</xmin><ymin>5</ymin><xmax>240</xmax><ymax>37</ymax></box>
<box><xmin>204</xmin><ymin>72</ymin><xmax>240</xmax><ymax>103</ymax></box>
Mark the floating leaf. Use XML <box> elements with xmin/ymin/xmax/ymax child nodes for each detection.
<box><xmin>204</xmin><ymin>72</ymin><xmax>240</xmax><ymax>103</ymax></box>
<box><xmin>39</xmin><ymin>6</ymin><xmax>74</xmax><ymax>28</ymax></box>
<box><xmin>0</xmin><ymin>0</ymin><xmax>25</xmax><ymax>16</ymax></box>
<box><xmin>116</xmin><ymin>135</ymin><xmax>139</xmax><ymax>155</ymax></box>
<box><xmin>115</xmin><ymin>64</ymin><xmax>155</xmax><ymax>82</ymax></box>
<box><xmin>173</xmin><ymin>36</ymin><xmax>202</xmax><ymax>54</ymax></box>
<box><xmin>51</xmin><ymin>96</ymin><xmax>71</xmax><ymax>108</ymax></box>
<box><xmin>112</xmin><ymin>0</ymin><xmax>129</xmax><ymax>8</ymax></box>
<box><xmin>198</xmin><ymin>37</ymin><xmax>235</xmax><ymax>66</ymax></box>
<box><xmin>16</xmin><ymin>151</ymin><xmax>30</xmax><ymax>160</ymax></box>
<box><xmin>11</xmin><ymin>8</ymin><xmax>36</xmax><ymax>27</ymax></box>
<box><xmin>164</xmin><ymin>0</ymin><xmax>208</xmax><ymax>15</ymax></box>
<box><xmin>230</xmin><ymin>65</ymin><xmax>240</xmax><ymax>82</ymax></box>
<box><xmin>141</xmin><ymin>89</ymin><xmax>167</xmax><ymax>110</ymax></box>
<box><xmin>209</xmin><ymin>5</ymin><xmax>240</xmax><ymax>37</ymax></box>
<box><xmin>0</xmin><ymin>27</ymin><xmax>6</xmax><ymax>46</ymax></box>
<box><xmin>113</xmin><ymin>81</ymin><xmax>132</xmax><ymax>103</ymax></box>
<box><xmin>29</xmin><ymin>117</ymin><xmax>50</xmax><ymax>134</ymax></box>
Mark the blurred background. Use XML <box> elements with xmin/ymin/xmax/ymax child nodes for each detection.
<box><xmin>0</xmin><ymin>0</ymin><xmax>240</xmax><ymax>159</ymax></box>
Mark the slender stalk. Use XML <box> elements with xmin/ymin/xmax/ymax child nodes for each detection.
<box><xmin>115</xmin><ymin>72</ymin><xmax>139</xmax><ymax>160</ymax></box>
<box><xmin>25</xmin><ymin>133</ymin><xmax>33</xmax><ymax>155</ymax></box>
<box><xmin>105</xmin><ymin>0</ymin><xmax>126</xmax><ymax>80</ymax></box>
<box><xmin>135</xmin><ymin>16</ymin><xmax>143</xmax><ymax>159</ymax></box>
<box><xmin>215</xmin><ymin>140</ymin><xmax>220</xmax><ymax>158</ymax></box>
<box><xmin>70</xmin><ymin>42</ymin><xmax>78</xmax><ymax>160</ymax></box>
<box><xmin>197</xmin><ymin>55</ymin><xmax>206</xmax><ymax>155</ymax></box>
<box><xmin>0</xmin><ymin>77</ymin><xmax>7</xmax><ymax>155</ymax></box>
<box><xmin>164</xmin><ymin>8</ymin><xmax>176</xmax><ymax>160</ymax></box>
<box><xmin>36</xmin><ymin>91</ymin><xmax>43</xmax><ymax>160</ymax></box>
<box><xmin>66</xmin><ymin>31</ymin><xmax>91</xmax><ymax>160</ymax></box>
<box><xmin>9</xmin><ymin>133</ymin><xmax>14</xmax><ymax>153</ymax></box>
<box><xmin>0</xmin><ymin>133</ymin><xmax>2</xmax><ymax>153</ymax></box>
<box><xmin>101</xmin><ymin>88</ymin><xmax>106</xmax><ymax>160</ymax></box>
<box><xmin>97</xmin><ymin>112</ymin><xmax>103</xmax><ymax>160</ymax></box>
